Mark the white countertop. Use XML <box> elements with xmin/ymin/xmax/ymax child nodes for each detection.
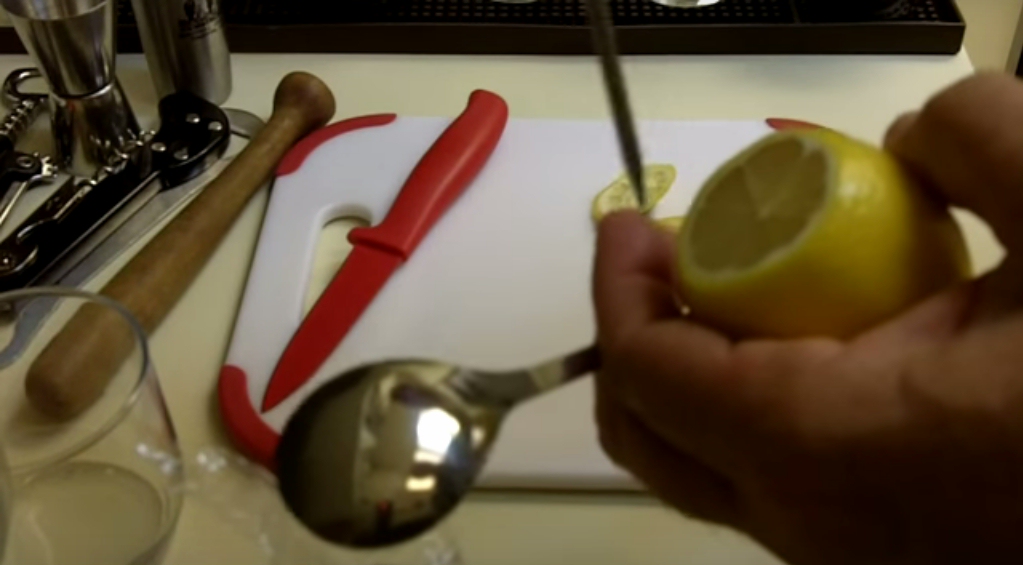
<box><xmin>0</xmin><ymin>51</ymin><xmax>989</xmax><ymax>564</ymax></box>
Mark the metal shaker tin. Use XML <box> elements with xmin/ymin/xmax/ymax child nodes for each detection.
<box><xmin>130</xmin><ymin>0</ymin><xmax>232</xmax><ymax>105</ymax></box>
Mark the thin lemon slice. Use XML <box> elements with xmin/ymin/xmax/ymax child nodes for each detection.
<box><xmin>677</xmin><ymin>129</ymin><xmax>970</xmax><ymax>338</ymax></box>
<box><xmin>591</xmin><ymin>164</ymin><xmax>677</xmax><ymax>223</ymax></box>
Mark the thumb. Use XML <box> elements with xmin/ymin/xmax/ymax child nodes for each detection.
<box><xmin>885</xmin><ymin>73</ymin><xmax>1023</xmax><ymax>255</ymax></box>
<box><xmin>885</xmin><ymin>74</ymin><xmax>1023</xmax><ymax>319</ymax></box>
<box><xmin>593</xmin><ymin>211</ymin><xmax>680</xmax><ymax>350</ymax></box>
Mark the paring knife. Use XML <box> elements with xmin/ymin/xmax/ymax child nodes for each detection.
<box><xmin>262</xmin><ymin>89</ymin><xmax>510</xmax><ymax>412</ymax></box>
<box><xmin>583</xmin><ymin>0</ymin><xmax>646</xmax><ymax>207</ymax></box>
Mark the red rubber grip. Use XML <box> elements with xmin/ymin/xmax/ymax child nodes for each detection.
<box><xmin>348</xmin><ymin>90</ymin><xmax>509</xmax><ymax>258</ymax></box>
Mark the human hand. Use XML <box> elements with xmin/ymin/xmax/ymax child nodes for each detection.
<box><xmin>593</xmin><ymin>73</ymin><xmax>1023</xmax><ymax>565</ymax></box>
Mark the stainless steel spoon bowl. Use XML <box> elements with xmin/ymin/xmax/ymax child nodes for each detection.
<box><xmin>276</xmin><ymin>346</ymin><xmax>600</xmax><ymax>548</ymax></box>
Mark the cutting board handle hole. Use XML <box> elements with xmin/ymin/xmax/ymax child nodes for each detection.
<box><xmin>303</xmin><ymin>215</ymin><xmax>370</xmax><ymax>316</ymax></box>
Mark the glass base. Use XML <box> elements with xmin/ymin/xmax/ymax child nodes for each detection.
<box><xmin>8</xmin><ymin>462</ymin><xmax>172</xmax><ymax>565</ymax></box>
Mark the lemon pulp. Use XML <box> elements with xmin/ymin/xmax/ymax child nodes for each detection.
<box><xmin>678</xmin><ymin>129</ymin><xmax>970</xmax><ymax>338</ymax></box>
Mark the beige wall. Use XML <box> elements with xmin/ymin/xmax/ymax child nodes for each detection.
<box><xmin>956</xmin><ymin>0</ymin><xmax>1023</xmax><ymax>70</ymax></box>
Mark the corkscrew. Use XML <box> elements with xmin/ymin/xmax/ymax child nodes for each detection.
<box><xmin>0</xmin><ymin>68</ymin><xmax>56</xmax><ymax>233</ymax></box>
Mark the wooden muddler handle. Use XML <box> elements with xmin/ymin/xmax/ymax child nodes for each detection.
<box><xmin>26</xmin><ymin>72</ymin><xmax>336</xmax><ymax>420</ymax></box>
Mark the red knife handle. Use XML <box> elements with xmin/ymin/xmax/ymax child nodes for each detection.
<box><xmin>349</xmin><ymin>90</ymin><xmax>509</xmax><ymax>258</ymax></box>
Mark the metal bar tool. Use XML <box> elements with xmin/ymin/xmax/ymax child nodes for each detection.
<box><xmin>0</xmin><ymin>0</ymin><xmax>140</xmax><ymax>176</ymax></box>
<box><xmin>131</xmin><ymin>0</ymin><xmax>232</xmax><ymax>104</ymax></box>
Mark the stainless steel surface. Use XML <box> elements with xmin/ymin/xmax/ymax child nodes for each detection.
<box><xmin>49</xmin><ymin>81</ymin><xmax>140</xmax><ymax>175</ymax></box>
<box><xmin>277</xmin><ymin>346</ymin><xmax>601</xmax><ymax>548</ymax></box>
<box><xmin>130</xmin><ymin>0</ymin><xmax>232</xmax><ymax>104</ymax></box>
<box><xmin>0</xmin><ymin>0</ymin><xmax>115</xmax><ymax>98</ymax></box>
<box><xmin>584</xmin><ymin>0</ymin><xmax>646</xmax><ymax>207</ymax></box>
<box><xmin>0</xmin><ymin>109</ymin><xmax>264</xmax><ymax>368</ymax></box>
<box><xmin>224</xmin><ymin>108</ymin><xmax>262</xmax><ymax>139</ymax></box>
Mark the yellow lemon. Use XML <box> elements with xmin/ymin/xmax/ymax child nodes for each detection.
<box><xmin>591</xmin><ymin>164</ymin><xmax>676</xmax><ymax>223</ymax></box>
<box><xmin>677</xmin><ymin>129</ymin><xmax>970</xmax><ymax>339</ymax></box>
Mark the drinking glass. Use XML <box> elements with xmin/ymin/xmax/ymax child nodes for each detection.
<box><xmin>0</xmin><ymin>288</ymin><xmax>183</xmax><ymax>565</ymax></box>
<box><xmin>169</xmin><ymin>445</ymin><xmax>460</xmax><ymax>565</ymax></box>
<box><xmin>0</xmin><ymin>450</ymin><xmax>10</xmax><ymax>563</ymax></box>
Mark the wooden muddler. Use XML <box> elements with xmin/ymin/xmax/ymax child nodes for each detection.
<box><xmin>26</xmin><ymin>72</ymin><xmax>336</xmax><ymax>420</ymax></box>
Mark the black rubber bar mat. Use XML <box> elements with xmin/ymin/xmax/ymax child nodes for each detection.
<box><xmin>0</xmin><ymin>0</ymin><xmax>966</xmax><ymax>55</ymax></box>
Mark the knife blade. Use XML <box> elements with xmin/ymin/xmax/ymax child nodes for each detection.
<box><xmin>584</xmin><ymin>0</ymin><xmax>646</xmax><ymax>207</ymax></box>
<box><xmin>262</xmin><ymin>89</ymin><xmax>509</xmax><ymax>412</ymax></box>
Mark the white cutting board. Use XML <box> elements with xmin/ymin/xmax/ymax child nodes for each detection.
<box><xmin>219</xmin><ymin>112</ymin><xmax>795</xmax><ymax>490</ymax></box>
